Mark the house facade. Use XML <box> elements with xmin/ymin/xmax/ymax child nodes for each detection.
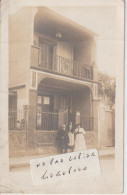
<box><xmin>9</xmin><ymin>7</ymin><xmax>100</xmax><ymax>156</ymax></box>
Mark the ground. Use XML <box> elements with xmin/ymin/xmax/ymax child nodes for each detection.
<box><xmin>0</xmin><ymin>155</ymin><xmax>123</xmax><ymax>194</ymax></box>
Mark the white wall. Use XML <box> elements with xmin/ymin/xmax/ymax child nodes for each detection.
<box><xmin>56</xmin><ymin>41</ymin><xmax>73</xmax><ymax>59</ymax></box>
<box><xmin>17</xmin><ymin>88</ymin><xmax>29</xmax><ymax>110</ymax></box>
<box><xmin>9</xmin><ymin>7</ymin><xmax>37</xmax><ymax>91</ymax></box>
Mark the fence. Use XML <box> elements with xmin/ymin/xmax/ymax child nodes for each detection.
<box><xmin>36</xmin><ymin>110</ymin><xmax>68</xmax><ymax>130</ymax></box>
<box><xmin>9</xmin><ymin>108</ymin><xmax>93</xmax><ymax>131</ymax></box>
<box><xmin>36</xmin><ymin>109</ymin><xmax>93</xmax><ymax>131</ymax></box>
<box><xmin>81</xmin><ymin>116</ymin><xmax>94</xmax><ymax>131</ymax></box>
<box><xmin>9</xmin><ymin>109</ymin><xmax>27</xmax><ymax>130</ymax></box>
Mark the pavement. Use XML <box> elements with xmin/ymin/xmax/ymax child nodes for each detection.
<box><xmin>9</xmin><ymin>147</ymin><xmax>115</xmax><ymax>170</ymax></box>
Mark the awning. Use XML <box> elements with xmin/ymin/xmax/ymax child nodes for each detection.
<box><xmin>34</xmin><ymin>7</ymin><xmax>98</xmax><ymax>42</ymax></box>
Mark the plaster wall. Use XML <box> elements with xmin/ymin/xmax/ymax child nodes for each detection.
<box><xmin>9</xmin><ymin>7</ymin><xmax>36</xmax><ymax>91</ymax></box>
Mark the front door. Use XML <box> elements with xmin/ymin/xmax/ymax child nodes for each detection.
<box><xmin>57</xmin><ymin>95</ymin><xmax>69</xmax><ymax>127</ymax></box>
<box><xmin>39</xmin><ymin>38</ymin><xmax>56</xmax><ymax>70</ymax></box>
<box><xmin>36</xmin><ymin>94</ymin><xmax>71</xmax><ymax>130</ymax></box>
<box><xmin>37</xmin><ymin>95</ymin><xmax>56</xmax><ymax>130</ymax></box>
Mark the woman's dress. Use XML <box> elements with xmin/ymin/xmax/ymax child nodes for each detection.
<box><xmin>74</xmin><ymin>128</ymin><xmax>86</xmax><ymax>151</ymax></box>
<box><xmin>68</xmin><ymin>131</ymin><xmax>74</xmax><ymax>147</ymax></box>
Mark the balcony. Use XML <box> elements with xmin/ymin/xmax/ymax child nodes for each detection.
<box><xmin>31</xmin><ymin>45</ymin><xmax>94</xmax><ymax>81</ymax></box>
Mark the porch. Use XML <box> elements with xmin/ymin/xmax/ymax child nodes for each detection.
<box><xmin>9</xmin><ymin>109</ymin><xmax>94</xmax><ymax>150</ymax></box>
<box><xmin>9</xmin><ymin>77</ymin><xmax>96</xmax><ymax>156</ymax></box>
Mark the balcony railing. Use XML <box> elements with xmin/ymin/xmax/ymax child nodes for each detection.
<box><xmin>31</xmin><ymin>45</ymin><xmax>93</xmax><ymax>80</ymax></box>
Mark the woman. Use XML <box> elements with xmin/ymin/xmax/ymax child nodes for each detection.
<box><xmin>67</xmin><ymin>122</ymin><xmax>75</xmax><ymax>152</ymax></box>
<box><xmin>74</xmin><ymin>123</ymin><xmax>86</xmax><ymax>152</ymax></box>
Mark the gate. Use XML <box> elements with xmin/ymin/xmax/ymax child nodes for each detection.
<box><xmin>36</xmin><ymin>109</ymin><xmax>68</xmax><ymax>130</ymax></box>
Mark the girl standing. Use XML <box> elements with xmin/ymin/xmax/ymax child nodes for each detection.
<box><xmin>74</xmin><ymin>123</ymin><xmax>86</xmax><ymax>152</ymax></box>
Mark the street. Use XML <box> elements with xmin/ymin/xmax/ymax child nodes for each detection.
<box><xmin>0</xmin><ymin>156</ymin><xmax>122</xmax><ymax>194</ymax></box>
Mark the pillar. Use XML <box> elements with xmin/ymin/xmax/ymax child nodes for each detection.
<box><xmin>27</xmin><ymin>89</ymin><xmax>37</xmax><ymax>148</ymax></box>
<box><xmin>0</xmin><ymin>0</ymin><xmax>9</xmax><ymax>188</ymax></box>
<box><xmin>92</xmin><ymin>99</ymin><xmax>100</xmax><ymax>148</ymax></box>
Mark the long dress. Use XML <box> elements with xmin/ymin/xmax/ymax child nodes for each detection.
<box><xmin>68</xmin><ymin>131</ymin><xmax>74</xmax><ymax>147</ymax></box>
<box><xmin>74</xmin><ymin>128</ymin><xmax>86</xmax><ymax>152</ymax></box>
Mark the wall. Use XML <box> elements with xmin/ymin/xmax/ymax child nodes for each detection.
<box><xmin>56</xmin><ymin>41</ymin><xmax>73</xmax><ymax>59</ymax></box>
<box><xmin>9</xmin><ymin>131</ymin><xmax>27</xmax><ymax>157</ymax></box>
<box><xmin>9</xmin><ymin>7</ymin><xmax>37</xmax><ymax>95</ymax></box>
<box><xmin>17</xmin><ymin>87</ymin><xmax>29</xmax><ymax>110</ymax></box>
<box><xmin>98</xmin><ymin>102</ymin><xmax>115</xmax><ymax>147</ymax></box>
<box><xmin>73</xmin><ymin>38</ymin><xmax>95</xmax><ymax>65</ymax></box>
<box><xmin>72</xmin><ymin>87</ymin><xmax>91</xmax><ymax>116</ymax></box>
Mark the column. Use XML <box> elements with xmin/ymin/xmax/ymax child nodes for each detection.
<box><xmin>27</xmin><ymin>89</ymin><xmax>37</xmax><ymax>148</ymax></box>
<box><xmin>92</xmin><ymin>99</ymin><xmax>100</xmax><ymax>148</ymax></box>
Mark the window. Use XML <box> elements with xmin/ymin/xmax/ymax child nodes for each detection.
<box><xmin>43</xmin><ymin>96</ymin><xmax>50</xmax><ymax>105</ymax></box>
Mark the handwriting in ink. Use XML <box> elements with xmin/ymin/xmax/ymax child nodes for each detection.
<box><xmin>41</xmin><ymin>165</ymin><xmax>87</xmax><ymax>180</ymax></box>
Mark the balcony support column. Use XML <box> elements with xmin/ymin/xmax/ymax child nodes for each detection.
<box><xmin>27</xmin><ymin>89</ymin><xmax>37</xmax><ymax>148</ymax></box>
<box><xmin>92</xmin><ymin>99</ymin><xmax>100</xmax><ymax>148</ymax></box>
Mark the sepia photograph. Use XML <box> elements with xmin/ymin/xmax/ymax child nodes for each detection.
<box><xmin>0</xmin><ymin>0</ymin><xmax>124</xmax><ymax>193</ymax></box>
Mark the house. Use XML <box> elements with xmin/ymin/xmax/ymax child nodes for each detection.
<box><xmin>9</xmin><ymin>7</ymin><xmax>99</xmax><ymax>156</ymax></box>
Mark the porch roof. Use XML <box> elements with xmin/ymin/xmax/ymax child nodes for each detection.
<box><xmin>38</xmin><ymin>77</ymin><xmax>90</xmax><ymax>94</ymax></box>
<box><xmin>34</xmin><ymin>7</ymin><xmax>98</xmax><ymax>41</ymax></box>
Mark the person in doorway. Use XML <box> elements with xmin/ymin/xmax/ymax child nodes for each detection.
<box><xmin>56</xmin><ymin>124</ymin><xmax>69</xmax><ymax>154</ymax></box>
<box><xmin>74</xmin><ymin>123</ymin><xmax>86</xmax><ymax>152</ymax></box>
<box><xmin>67</xmin><ymin>122</ymin><xmax>75</xmax><ymax>152</ymax></box>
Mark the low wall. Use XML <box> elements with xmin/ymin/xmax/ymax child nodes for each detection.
<box><xmin>9</xmin><ymin>130</ymin><xmax>96</xmax><ymax>157</ymax></box>
<box><xmin>9</xmin><ymin>130</ymin><xmax>27</xmax><ymax>157</ymax></box>
<box><xmin>34</xmin><ymin>131</ymin><xmax>58</xmax><ymax>146</ymax></box>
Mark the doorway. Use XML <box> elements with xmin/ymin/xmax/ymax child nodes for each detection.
<box><xmin>39</xmin><ymin>37</ymin><xmax>56</xmax><ymax>70</ymax></box>
<box><xmin>36</xmin><ymin>94</ymin><xmax>71</xmax><ymax>130</ymax></box>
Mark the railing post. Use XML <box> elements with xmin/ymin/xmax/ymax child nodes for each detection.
<box><xmin>23</xmin><ymin>105</ymin><xmax>29</xmax><ymax>130</ymax></box>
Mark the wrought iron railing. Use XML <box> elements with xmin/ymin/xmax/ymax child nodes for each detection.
<box><xmin>36</xmin><ymin>110</ymin><xmax>68</xmax><ymax>131</ymax></box>
<box><xmin>9</xmin><ymin>108</ymin><xmax>93</xmax><ymax>131</ymax></box>
<box><xmin>9</xmin><ymin>109</ymin><xmax>27</xmax><ymax>130</ymax></box>
<box><xmin>31</xmin><ymin>45</ymin><xmax>93</xmax><ymax>80</ymax></box>
<box><xmin>80</xmin><ymin>116</ymin><xmax>94</xmax><ymax>131</ymax></box>
<box><xmin>36</xmin><ymin>109</ymin><xmax>93</xmax><ymax>131</ymax></box>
